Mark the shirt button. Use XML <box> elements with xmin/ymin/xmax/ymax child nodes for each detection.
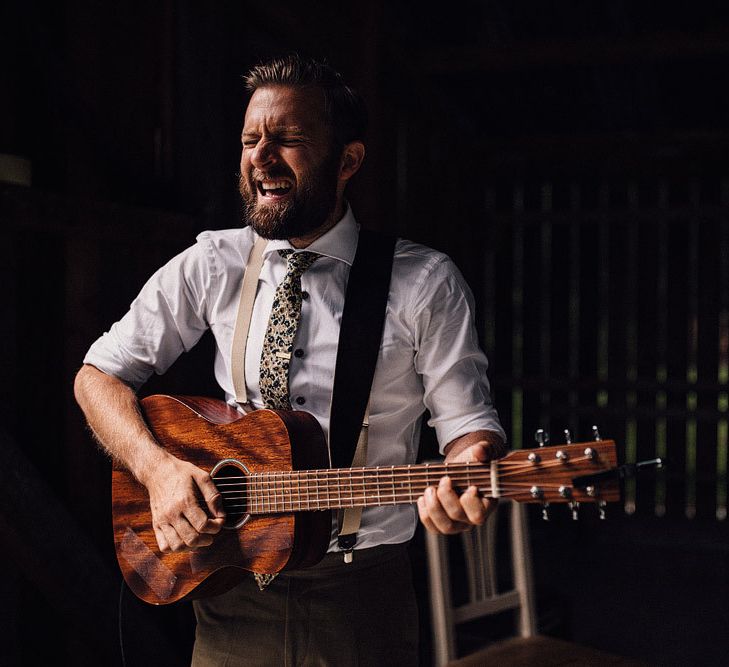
<box><xmin>294</xmin><ymin>348</ymin><xmax>305</xmax><ymax>358</ymax></box>
<box><xmin>301</xmin><ymin>291</ymin><xmax>309</xmax><ymax>300</ymax></box>
<box><xmin>295</xmin><ymin>396</ymin><xmax>306</xmax><ymax>406</ymax></box>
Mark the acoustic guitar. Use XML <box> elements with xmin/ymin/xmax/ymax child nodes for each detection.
<box><xmin>113</xmin><ymin>394</ymin><xmax>621</xmax><ymax>605</ymax></box>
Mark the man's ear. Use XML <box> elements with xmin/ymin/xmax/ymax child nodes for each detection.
<box><xmin>338</xmin><ymin>141</ymin><xmax>366</xmax><ymax>183</ymax></box>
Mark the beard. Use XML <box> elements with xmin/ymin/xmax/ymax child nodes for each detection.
<box><xmin>239</xmin><ymin>152</ymin><xmax>340</xmax><ymax>240</ymax></box>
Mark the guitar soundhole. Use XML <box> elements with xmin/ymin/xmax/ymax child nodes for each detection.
<box><xmin>210</xmin><ymin>459</ymin><xmax>250</xmax><ymax>530</ymax></box>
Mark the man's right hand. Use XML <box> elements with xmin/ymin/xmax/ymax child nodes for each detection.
<box><xmin>141</xmin><ymin>454</ymin><xmax>226</xmax><ymax>553</ymax></box>
<box><xmin>73</xmin><ymin>365</ymin><xmax>226</xmax><ymax>553</ymax></box>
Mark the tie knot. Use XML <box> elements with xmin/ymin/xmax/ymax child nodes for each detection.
<box><xmin>279</xmin><ymin>249</ymin><xmax>319</xmax><ymax>277</ymax></box>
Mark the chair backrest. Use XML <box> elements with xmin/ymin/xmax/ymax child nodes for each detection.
<box><xmin>426</xmin><ymin>500</ymin><xmax>538</xmax><ymax>666</ymax></box>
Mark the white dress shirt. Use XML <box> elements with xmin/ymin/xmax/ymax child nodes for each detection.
<box><xmin>85</xmin><ymin>207</ymin><xmax>505</xmax><ymax>549</ymax></box>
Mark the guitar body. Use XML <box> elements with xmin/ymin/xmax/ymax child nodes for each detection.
<box><xmin>112</xmin><ymin>395</ymin><xmax>331</xmax><ymax>605</ymax></box>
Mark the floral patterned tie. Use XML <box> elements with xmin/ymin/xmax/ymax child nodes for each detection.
<box><xmin>254</xmin><ymin>249</ymin><xmax>318</xmax><ymax>591</ymax></box>
<box><xmin>259</xmin><ymin>250</ymin><xmax>319</xmax><ymax>409</ymax></box>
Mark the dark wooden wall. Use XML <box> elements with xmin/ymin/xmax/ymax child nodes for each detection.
<box><xmin>3</xmin><ymin>2</ymin><xmax>729</xmax><ymax>665</ymax></box>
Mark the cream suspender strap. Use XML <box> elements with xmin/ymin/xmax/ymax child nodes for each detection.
<box><xmin>231</xmin><ymin>236</ymin><xmax>268</xmax><ymax>410</ymax></box>
<box><xmin>338</xmin><ymin>402</ymin><xmax>369</xmax><ymax>563</ymax></box>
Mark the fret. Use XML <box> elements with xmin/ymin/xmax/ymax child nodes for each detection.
<box><xmin>262</xmin><ymin>472</ymin><xmax>268</xmax><ymax>513</ymax></box>
<box><xmin>311</xmin><ymin>471</ymin><xmax>315</xmax><ymax>510</ymax></box>
<box><xmin>376</xmin><ymin>466</ymin><xmax>381</xmax><ymax>506</ymax></box>
<box><xmin>274</xmin><ymin>472</ymin><xmax>278</xmax><ymax>512</ymax></box>
<box><xmin>300</xmin><ymin>471</ymin><xmax>307</xmax><ymax>510</ymax></box>
<box><xmin>304</xmin><ymin>471</ymin><xmax>312</xmax><ymax>510</ymax></box>
<box><xmin>297</xmin><ymin>470</ymin><xmax>302</xmax><ymax>512</ymax></box>
<box><xmin>425</xmin><ymin>462</ymin><xmax>430</xmax><ymax>491</ymax></box>
<box><xmin>275</xmin><ymin>472</ymin><xmax>281</xmax><ymax>513</ymax></box>
<box><xmin>281</xmin><ymin>470</ymin><xmax>292</xmax><ymax>512</ymax></box>
<box><xmin>270</xmin><ymin>472</ymin><xmax>275</xmax><ymax>513</ymax></box>
<box><xmin>277</xmin><ymin>471</ymin><xmax>282</xmax><ymax>513</ymax></box>
<box><xmin>283</xmin><ymin>471</ymin><xmax>288</xmax><ymax>512</ymax></box>
<box><xmin>391</xmin><ymin>466</ymin><xmax>396</xmax><ymax>505</ymax></box>
<box><xmin>260</xmin><ymin>473</ymin><xmax>264</xmax><ymax>513</ymax></box>
<box><xmin>358</xmin><ymin>467</ymin><xmax>366</xmax><ymax>506</ymax></box>
<box><xmin>325</xmin><ymin>469</ymin><xmax>331</xmax><ymax>509</ymax></box>
<box><xmin>314</xmin><ymin>470</ymin><xmax>320</xmax><ymax>509</ymax></box>
<box><xmin>466</xmin><ymin>461</ymin><xmax>472</xmax><ymax>489</ymax></box>
<box><xmin>269</xmin><ymin>472</ymin><xmax>275</xmax><ymax>513</ymax></box>
<box><xmin>407</xmin><ymin>464</ymin><xmax>413</xmax><ymax>503</ymax></box>
<box><xmin>337</xmin><ymin>472</ymin><xmax>342</xmax><ymax>507</ymax></box>
<box><xmin>277</xmin><ymin>472</ymin><xmax>282</xmax><ymax>512</ymax></box>
<box><xmin>349</xmin><ymin>469</ymin><xmax>354</xmax><ymax>507</ymax></box>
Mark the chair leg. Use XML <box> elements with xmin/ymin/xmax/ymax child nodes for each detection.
<box><xmin>426</xmin><ymin>530</ymin><xmax>457</xmax><ymax>665</ymax></box>
<box><xmin>511</xmin><ymin>502</ymin><xmax>538</xmax><ymax>637</ymax></box>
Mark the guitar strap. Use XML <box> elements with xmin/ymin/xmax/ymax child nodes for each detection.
<box><xmin>232</xmin><ymin>229</ymin><xmax>396</xmax><ymax>562</ymax></box>
<box><xmin>330</xmin><ymin>230</ymin><xmax>396</xmax><ymax>559</ymax></box>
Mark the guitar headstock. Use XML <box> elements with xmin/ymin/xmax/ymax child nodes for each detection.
<box><xmin>498</xmin><ymin>429</ymin><xmax>619</xmax><ymax>519</ymax></box>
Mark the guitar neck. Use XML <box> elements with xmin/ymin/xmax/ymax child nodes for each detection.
<box><xmin>220</xmin><ymin>462</ymin><xmax>492</xmax><ymax>515</ymax></box>
<box><xmin>215</xmin><ymin>439</ymin><xmax>620</xmax><ymax>519</ymax></box>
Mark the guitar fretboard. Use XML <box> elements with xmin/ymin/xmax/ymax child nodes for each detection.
<box><xmin>215</xmin><ymin>462</ymin><xmax>495</xmax><ymax>516</ymax></box>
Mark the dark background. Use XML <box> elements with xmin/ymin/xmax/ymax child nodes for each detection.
<box><xmin>3</xmin><ymin>2</ymin><xmax>729</xmax><ymax>665</ymax></box>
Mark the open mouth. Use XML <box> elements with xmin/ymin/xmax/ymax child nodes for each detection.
<box><xmin>256</xmin><ymin>180</ymin><xmax>293</xmax><ymax>199</ymax></box>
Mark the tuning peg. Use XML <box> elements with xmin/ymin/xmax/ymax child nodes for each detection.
<box><xmin>592</xmin><ymin>425</ymin><xmax>602</xmax><ymax>441</ymax></box>
<box><xmin>560</xmin><ymin>487</ymin><xmax>579</xmax><ymax>520</ymax></box>
<box><xmin>535</xmin><ymin>429</ymin><xmax>549</xmax><ymax>447</ymax></box>
<box><xmin>598</xmin><ymin>500</ymin><xmax>607</xmax><ymax>520</ymax></box>
<box><xmin>564</xmin><ymin>428</ymin><xmax>572</xmax><ymax>444</ymax></box>
<box><xmin>542</xmin><ymin>502</ymin><xmax>550</xmax><ymax>521</ymax></box>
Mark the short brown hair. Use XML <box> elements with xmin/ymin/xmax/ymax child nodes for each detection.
<box><xmin>243</xmin><ymin>55</ymin><xmax>367</xmax><ymax>148</ymax></box>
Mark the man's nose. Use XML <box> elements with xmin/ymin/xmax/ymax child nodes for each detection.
<box><xmin>250</xmin><ymin>140</ymin><xmax>279</xmax><ymax>169</ymax></box>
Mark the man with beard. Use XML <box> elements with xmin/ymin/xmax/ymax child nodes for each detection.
<box><xmin>74</xmin><ymin>55</ymin><xmax>506</xmax><ymax>666</ymax></box>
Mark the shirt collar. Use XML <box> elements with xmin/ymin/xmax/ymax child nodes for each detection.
<box><xmin>259</xmin><ymin>204</ymin><xmax>359</xmax><ymax>267</ymax></box>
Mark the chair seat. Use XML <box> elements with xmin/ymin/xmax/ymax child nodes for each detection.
<box><xmin>449</xmin><ymin>635</ymin><xmax>647</xmax><ymax>667</ymax></box>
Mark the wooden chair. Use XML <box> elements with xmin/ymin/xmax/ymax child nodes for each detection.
<box><xmin>426</xmin><ymin>500</ymin><xmax>645</xmax><ymax>666</ymax></box>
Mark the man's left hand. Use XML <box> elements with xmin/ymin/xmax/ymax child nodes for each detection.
<box><xmin>417</xmin><ymin>432</ymin><xmax>505</xmax><ymax>535</ymax></box>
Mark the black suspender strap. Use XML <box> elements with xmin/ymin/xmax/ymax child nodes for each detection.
<box><xmin>329</xmin><ymin>229</ymin><xmax>396</xmax><ymax>553</ymax></box>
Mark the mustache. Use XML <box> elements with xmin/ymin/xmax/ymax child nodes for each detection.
<box><xmin>250</xmin><ymin>167</ymin><xmax>295</xmax><ymax>182</ymax></box>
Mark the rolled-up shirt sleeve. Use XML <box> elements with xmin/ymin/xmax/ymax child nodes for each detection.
<box><xmin>83</xmin><ymin>236</ymin><xmax>214</xmax><ymax>391</ymax></box>
<box><xmin>411</xmin><ymin>256</ymin><xmax>506</xmax><ymax>452</ymax></box>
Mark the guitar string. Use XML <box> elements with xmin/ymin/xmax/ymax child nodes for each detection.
<box><xmin>210</xmin><ymin>454</ymin><xmax>594</xmax><ymax>485</ymax></box>
<box><xmin>206</xmin><ymin>458</ymin><xmax>597</xmax><ymax>510</ymax></box>
<box><xmin>209</xmin><ymin>454</ymin><xmax>595</xmax><ymax>491</ymax></box>
<box><xmin>213</xmin><ymin>485</ymin><xmax>592</xmax><ymax>516</ymax></box>
<box><xmin>209</xmin><ymin>455</ymin><xmax>590</xmax><ymax>481</ymax></box>
<box><xmin>208</xmin><ymin>482</ymin><xmax>583</xmax><ymax>514</ymax></box>
<box><xmin>198</xmin><ymin>454</ymin><xmax>606</xmax><ymax>514</ymax></box>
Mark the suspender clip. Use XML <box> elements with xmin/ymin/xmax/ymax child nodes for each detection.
<box><xmin>338</xmin><ymin>533</ymin><xmax>357</xmax><ymax>564</ymax></box>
